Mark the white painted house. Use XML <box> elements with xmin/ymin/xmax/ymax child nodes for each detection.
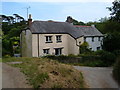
<box><xmin>20</xmin><ymin>15</ymin><xmax>104</xmax><ymax>57</ymax></box>
<box><xmin>75</xmin><ymin>25</ymin><xmax>103</xmax><ymax>51</ymax></box>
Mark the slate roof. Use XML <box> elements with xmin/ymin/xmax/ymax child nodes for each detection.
<box><xmin>29</xmin><ymin>21</ymin><xmax>103</xmax><ymax>39</ymax></box>
<box><xmin>74</xmin><ymin>25</ymin><xmax>104</xmax><ymax>37</ymax></box>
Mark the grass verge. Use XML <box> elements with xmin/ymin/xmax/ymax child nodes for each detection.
<box><xmin>2</xmin><ymin>57</ymin><xmax>85</xmax><ymax>88</ymax></box>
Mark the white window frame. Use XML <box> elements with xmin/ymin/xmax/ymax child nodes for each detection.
<box><xmin>45</xmin><ymin>36</ymin><xmax>52</xmax><ymax>43</ymax></box>
<box><xmin>56</xmin><ymin>35</ymin><xmax>62</xmax><ymax>43</ymax></box>
<box><xmin>54</xmin><ymin>48</ymin><xmax>62</xmax><ymax>56</ymax></box>
<box><xmin>43</xmin><ymin>49</ymin><xmax>49</xmax><ymax>54</ymax></box>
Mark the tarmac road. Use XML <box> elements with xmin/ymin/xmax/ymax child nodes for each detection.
<box><xmin>74</xmin><ymin>66</ymin><xmax>120</xmax><ymax>88</ymax></box>
<box><xmin>2</xmin><ymin>63</ymin><xmax>31</xmax><ymax>88</ymax></box>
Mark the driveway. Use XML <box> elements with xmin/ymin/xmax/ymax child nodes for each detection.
<box><xmin>2</xmin><ymin>63</ymin><xmax>31</xmax><ymax>88</ymax></box>
<box><xmin>74</xmin><ymin>66</ymin><xmax>120</xmax><ymax>88</ymax></box>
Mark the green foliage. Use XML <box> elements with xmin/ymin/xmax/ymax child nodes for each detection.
<box><xmin>113</xmin><ymin>56</ymin><xmax>120</xmax><ymax>84</ymax></box>
<box><xmin>72</xmin><ymin>19</ymin><xmax>85</xmax><ymax>25</ymax></box>
<box><xmin>102</xmin><ymin>20</ymin><xmax>120</xmax><ymax>33</ymax></box>
<box><xmin>102</xmin><ymin>33</ymin><xmax>120</xmax><ymax>52</ymax></box>
<box><xmin>108</xmin><ymin>0</ymin><xmax>120</xmax><ymax>22</ymax></box>
<box><xmin>98</xmin><ymin>50</ymin><xmax>116</xmax><ymax>66</ymax></box>
<box><xmin>3</xmin><ymin>57</ymin><xmax>84</xmax><ymax>88</ymax></box>
<box><xmin>80</xmin><ymin>42</ymin><xmax>91</xmax><ymax>54</ymax></box>
<box><xmin>2</xmin><ymin>15</ymin><xmax>27</xmax><ymax>56</ymax></box>
<box><xmin>31</xmin><ymin>73</ymin><xmax>49</xmax><ymax>88</ymax></box>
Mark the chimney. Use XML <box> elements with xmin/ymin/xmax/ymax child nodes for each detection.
<box><xmin>66</xmin><ymin>16</ymin><xmax>73</xmax><ymax>24</ymax></box>
<box><xmin>28</xmin><ymin>14</ymin><xmax>32</xmax><ymax>27</ymax></box>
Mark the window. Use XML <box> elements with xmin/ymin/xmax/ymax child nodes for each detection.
<box><xmin>89</xmin><ymin>48</ymin><xmax>92</xmax><ymax>50</ymax></box>
<box><xmin>56</xmin><ymin>35</ymin><xmax>62</xmax><ymax>42</ymax></box>
<box><xmin>84</xmin><ymin>37</ymin><xmax>86</xmax><ymax>42</ymax></box>
<box><xmin>46</xmin><ymin>36</ymin><xmax>52</xmax><ymax>43</ymax></box>
<box><xmin>98</xmin><ymin>37</ymin><xmax>101</xmax><ymax>41</ymax></box>
<box><xmin>92</xmin><ymin>37</ymin><xmax>94</xmax><ymax>42</ymax></box>
<box><xmin>43</xmin><ymin>49</ymin><xmax>49</xmax><ymax>54</ymax></box>
<box><xmin>97</xmin><ymin>47</ymin><xmax>100</xmax><ymax>50</ymax></box>
<box><xmin>55</xmin><ymin>48</ymin><xmax>62</xmax><ymax>55</ymax></box>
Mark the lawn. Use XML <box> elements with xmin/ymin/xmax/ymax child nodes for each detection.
<box><xmin>2</xmin><ymin>57</ymin><xmax>85</xmax><ymax>88</ymax></box>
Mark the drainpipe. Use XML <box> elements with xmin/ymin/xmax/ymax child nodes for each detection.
<box><xmin>76</xmin><ymin>39</ymin><xmax>80</xmax><ymax>47</ymax></box>
<box><xmin>75</xmin><ymin>39</ymin><xmax>81</xmax><ymax>54</ymax></box>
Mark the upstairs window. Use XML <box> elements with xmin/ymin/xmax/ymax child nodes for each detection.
<box><xmin>43</xmin><ymin>49</ymin><xmax>49</xmax><ymax>54</ymax></box>
<box><xmin>56</xmin><ymin>35</ymin><xmax>62</xmax><ymax>43</ymax></box>
<box><xmin>84</xmin><ymin>37</ymin><xmax>86</xmax><ymax>42</ymax></box>
<box><xmin>46</xmin><ymin>36</ymin><xmax>52</xmax><ymax>43</ymax></box>
<box><xmin>98</xmin><ymin>37</ymin><xmax>101</xmax><ymax>41</ymax></box>
<box><xmin>92</xmin><ymin>37</ymin><xmax>94</xmax><ymax>42</ymax></box>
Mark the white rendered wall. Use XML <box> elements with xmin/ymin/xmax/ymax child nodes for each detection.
<box><xmin>85</xmin><ymin>36</ymin><xmax>103</xmax><ymax>51</ymax></box>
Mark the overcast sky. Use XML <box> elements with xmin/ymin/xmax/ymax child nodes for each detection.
<box><xmin>1</xmin><ymin>0</ymin><xmax>114</xmax><ymax>23</ymax></box>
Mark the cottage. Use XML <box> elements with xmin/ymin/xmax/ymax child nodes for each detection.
<box><xmin>20</xmin><ymin>15</ymin><xmax>103</xmax><ymax>57</ymax></box>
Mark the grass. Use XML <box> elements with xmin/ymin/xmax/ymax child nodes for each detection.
<box><xmin>2</xmin><ymin>57</ymin><xmax>85</xmax><ymax>88</ymax></box>
<box><xmin>0</xmin><ymin>58</ymin><xmax>2</xmax><ymax>62</ymax></box>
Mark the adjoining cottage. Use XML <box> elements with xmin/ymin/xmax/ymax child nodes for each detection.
<box><xmin>20</xmin><ymin>15</ymin><xmax>103</xmax><ymax>57</ymax></box>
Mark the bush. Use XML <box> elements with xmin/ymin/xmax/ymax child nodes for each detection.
<box><xmin>3</xmin><ymin>54</ymin><xmax>11</xmax><ymax>58</ymax></box>
<box><xmin>80</xmin><ymin>42</ymin><xmax>91</xmax><ymax>54</ymax></box>
<box><xmin>113</xmin><ymin>56</ymin><xmax>120</xmax><ymax>84</ymax></box>
<box><xmin>113</xmin><ymin>50</ymin><xmax>120</xmax><ymax>56</ymax></box>
<box><xmin>100</xmin><ymin>51</ymin><xmax>116</xmax><ymax>66</ymax></box>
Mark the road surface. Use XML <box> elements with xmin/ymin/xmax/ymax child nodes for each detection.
<box><xmin>74</xmin><ymin>66</ymin><xmax>120</xmax><ymax>88</ymax></box>
<box><xmin>2</xmin><ymin>63</ymin><xmax>31</xmax><ymax>88</ymax></box>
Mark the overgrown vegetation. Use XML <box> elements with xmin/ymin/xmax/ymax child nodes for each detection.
<box><xmin>2</xmin><ymin>57</ymin><xmax>85</xmax><ymax>88</ymax></box>
<box><xmin>43</xmin><ymin>50</ymin><xmax>116</xmax><ymax>67</ymax></box>
<box><xmin>1</xmin><ymin>14</ymin><xmax>27</xmax><ymax>56</ymax></box>
<box><xmin>113</xmin><ymin>56</ymin><xmax>120</xmax><ymax>85</ymax></box>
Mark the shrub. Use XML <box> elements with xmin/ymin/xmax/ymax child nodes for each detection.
<box><xmin>100</xmin><ymin>51</ymin><xmax>116</xmax><ymax>66</ymax></box>
<box><xmin>3</xmin><ymin>54</ymin><xmax>11</xmax><ymax>58</ymax></box>
<box><xmin>80</xmin><ymin>42</ymin><xmax>91</xmax><ymax>54</ymax></box>
<box><xmin>113</xmin><ymin>56</ymin><xmax>120</xmax><ymax>84</ymax></box>
<box><xmin>113</xmin><ymin>50</ymin><xmax>120</xmax><ymax>56</ymax></box>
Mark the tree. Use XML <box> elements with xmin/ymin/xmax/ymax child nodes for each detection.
<box><xmin>8</xmin><ymin>16</ymin><xmax>15</xmax><ymax>24</ymax></box>
<box><xmin>72</xmin><ymin>19</ymin><xmax>85</xmax><ymax>25</ymax></box>
<box><xmin>2</xmin><ymin>14</ymin><xmax>27</xmax><ymax>56</ymax></box>
<box><xmin>108</xmin><ymin>0</ymin><xmax>120</xmax><ymax>22</ymax></box>
<box><xmin>102</xmin><ymin>33</ymin><xmax>120</xmax><ymax>52</ymax></box>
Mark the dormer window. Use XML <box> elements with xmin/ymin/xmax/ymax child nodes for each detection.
<box><xmin>56</xmin><ymin>35</ymin><xmax>62</xmax><ymax>43</ymax></box>
<box><xmin>46</xmin><ymin>36</ymin><xmax>52</xmax><ymax>43</ymax></box>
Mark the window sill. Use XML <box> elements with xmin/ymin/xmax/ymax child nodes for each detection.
<box><xmin>56</xmin><ymin>41</ymin><xmax>62</xmax><ymax>43</ymax></box>
<box><xmin>45</xmin><ymin>41</ymin><xmax>53</xmax><ymax>43</ymax></box>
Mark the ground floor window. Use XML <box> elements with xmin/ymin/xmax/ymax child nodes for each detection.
<box><xmin>97</xmin><ymin>47</ymin><xmax>100</xmax><ymax>50</ymax></box>
<box><xmin>43</xmin><ymin>49</ymin><xmax>49</xmax><ymax>54</ymax></box>
<box><xmin>55</xmin><ymin>48</ymin><xmax>62</xmax><ymax>55</ymax></box>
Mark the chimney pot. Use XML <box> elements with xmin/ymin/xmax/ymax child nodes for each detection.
<box><xmin>28</xmin><ymin>14</ymin><xmax>32</xmax><ymax>27</ymax></box>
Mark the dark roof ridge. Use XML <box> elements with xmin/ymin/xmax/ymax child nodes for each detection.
<box><xmin>74</xmin><ymin>25</ymin><xmax>92</xmax><ymax>27</ymax></box>
<box><xmin>33</xmin><ymin>20</ymin><xmax>66</xmax><ymax>23</ymax></box>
